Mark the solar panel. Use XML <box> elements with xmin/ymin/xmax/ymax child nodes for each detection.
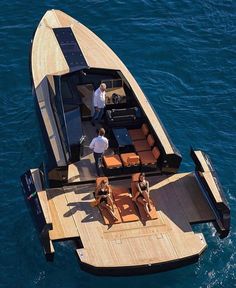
<box><xmin>53</xmin><ymin>27</ymin><xmax>88</xmax><ymax>69</ymax></box>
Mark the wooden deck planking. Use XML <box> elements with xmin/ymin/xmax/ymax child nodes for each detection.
<box><xmin>202</xmin><ymin>172</ymin><xmax>222</xmax><ymax>203</ymax></box>
<box><xmin>194</xmin><ymin>151</ymin><xmax>224</xmax><ymax>204</ymax></box>
<box><xmin>42</xmin><ymin>173</ymin><xmax>214</xmax><ymax>267</ymax></box>
<box><xmin>47</xmin><ymin>194</ymin><xmax>65</xmax><ymax>240</ymax></box>
<box><xmin>195</xmin><ymin>151</ymin><xmax>210</xmax><ymax>172</ymax></box>
<box><xmin>61</xmin><ymin>182</ymin><xmax>179</xmax><ymax>267</ymax></box>
<box><xmin>149</xmin><ymin>177</ymin><xmax>198</xmax><ymax>259</ymax></box>
<box><xmin>150</xmin><ymin>176</ymin><xmax>193</xmax><ymax>233</ymax></box>
<box><xmin>74</xmin><ymin>176</ymin><xmax>200</xmax><ymax>266</ymax></box>
<box><xmin>63</xmin><ymin>186</ymin><xmax>111</xmax><ymax>266</ymax></box>
<box><xmin>37</xmin><ymin>190</ymin><xmax>52</xmax><ymax>226</ymax></box>
<box><xmin>47</xmin><ymin>188</ymin><xmax>79</xmax><ymax>240</ymax></box>
<box><xmin>32</xmin><ymin>16</ymin><xmax>69</xmax><ymax>88</ymax></box>
<box><xmin>149</xmin><ymin>174</ymin><xmax>210</xmax><ymax>258</ymax></box>
<box><xmin>173</xmin><ymin>173</ymin><xmax>215</xmax><ymax>222</ymax></box>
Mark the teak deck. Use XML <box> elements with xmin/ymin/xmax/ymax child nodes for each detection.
<box><xmin>38</xmin><ymin>173</ymin><xmax>215</xmax><ymax>270</ymax></box>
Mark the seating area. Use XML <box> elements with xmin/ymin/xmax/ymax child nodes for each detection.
<box><xmin>94</xmin><ymin>176</ymin><xmax>158</xmax><ymax>225</ymax></box>
<box><xmin>102</xmin><ymin>122</ymin><xmax>161</xmax><ymax>175</ymax></box>
<box><xmin>128</xmin><ymin>123</ymin><xmax>161</xmax><ymax>172</ymax></box>
<box><xmin>128</xmin><ymin>123</ymin><xmax>149</xmax><ymax>141</ymax></box>
<box><xmin>102</xmin><ymin>153</ymin><xmax>140</xmax><ymax>175</ymax></box>
<box><xmin>106</xmin><ymin>107</ymin><xmax>143</xmax><ymax>127</ymax></box>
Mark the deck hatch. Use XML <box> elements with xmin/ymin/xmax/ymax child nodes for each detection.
<box><xmin>53</xmin><ymin>27</ymin><xmax>88</xmax><ymax>69</ymax></box>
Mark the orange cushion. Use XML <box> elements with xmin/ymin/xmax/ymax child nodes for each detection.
<box><xmin>120</xmin><ymin>153</ymin><xmax>140</xmax><ymax>166</ymax></box>
<box><xmin>132</xmin><ymin>173</ymin><xmax>141</xmax><ymax>182</ymax></box>
<box><xmin>96</xmin><ymin>176</ymin><xmax>108</xmax><ymax>187</ymax></box>
<box><xmin>112</xmin><ymin>187</ymin><xmax>139</xmax><ymax>222</ymax></box>
<box><xmin>131</xmin><ymin>181</ymin><xmax>138</xmax><ymax>197</ymax></box>
<box><xmin>133</xmin><ymin>140</ymin><xmax>151</xmax><ymax>152</ymax></box>
<box><xmin>127</xmin><ymin>155</ymin><xmax>140</xmax><ymax>165</ymax></box>
<box><xmin>147</xmin><ymin>134</ymin><xmax>155</xmax><ymax>147</ymax></box>
<box><xmin>128</xmin><ymin>129</ymin><xmax>146</xmax><ymax>141</ymax></box>
<box><xmin>141</xmin><ymin>123</ymin><xmax>149</xmax><ymax>136</ymax></box>
<box><xmin>152</xmin><ymin>146</ymin><xmax>160</xmax><ymax>160</ymax></box>
<box><xmin>103</xmin><ymin>155</ymin><xmax>122</xmax><ymax>168</ymax></box>
<box><xmin>138</xmin><ymin>150</ymin><xmax>157</xmax><ymax>165</ymax></box>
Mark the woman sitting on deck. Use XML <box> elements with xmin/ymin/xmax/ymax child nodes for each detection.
<box><xmin>95</xmin><ymin>179</ymin><xmax>118</xmax><ymax>221</ymax></box>
<box><xmin>132</xmin><ymin>173</ymin><xmax>151</xmax><ymax>216</ymax></box>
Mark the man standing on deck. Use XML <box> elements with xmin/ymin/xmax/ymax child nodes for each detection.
<box><xmin>89</xmin><ymin>128</ymin><xmax>109</xmax><ymax>176</ymax></box>
<box><xmin>91</xmin><ymin>83</ymin><xmax>107</xmax><ymax>126</ymax></box>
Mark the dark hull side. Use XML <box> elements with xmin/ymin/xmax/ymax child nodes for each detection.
<box><xmin>29</xmin><ymin>31</ymin><xmax>57</xmax><ymax>172</ymax></box>
<box><xmin>191</xmin><ymin>149</ymin><xmax>230</xmax><ymax>238</ymax></box>
<box><xmin>29</xmin><ymin>36</ymin><xmax>69</xmax><ymax>187</ymax></box>
<box><xmin>78</xmin><ymin>254</ymin><xmax>199</xmax><ymax>276</ymax></box>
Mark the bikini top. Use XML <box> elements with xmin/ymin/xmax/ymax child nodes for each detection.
<box><xmin>97</xmin><ymin>188</ymin><xmax>109</xmax><ymax>197</ymax></box>
<box><xmin>138</xmin><ymin>180</ymin><xmax>148</xmax><ymax>191</ymax></box>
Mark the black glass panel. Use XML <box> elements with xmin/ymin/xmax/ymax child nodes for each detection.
<box><xmin>53</xmin><ymin>28</ymin><xmax>88</xmax><ymax>69</ymax></box>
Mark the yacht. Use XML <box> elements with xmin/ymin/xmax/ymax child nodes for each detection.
<box><xmin>21</xmin><ymin>10</ymin><xmax>230</xmax><ymax>275</ymax></box>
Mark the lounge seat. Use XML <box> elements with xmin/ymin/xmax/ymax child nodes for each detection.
<box><xmin>128</xmin><ymin>123</ymin><xmax>149</xmax><ymax>141</ymax></box>
<box><xmin>133</xmin><ymin>140</ymin><xmax>150</xmax><ymax>152</ymax></box>
<box><xmin>95</xmin><ymin>177</ymin><xmax>122</xmax><ymax>225</ymax></box>
<box><xmin>112</xmin><ymin>186</ymin><xmax>139</xmax><ymax>222</ymax></box>
<box><xmin>131</xmin><ymin>173</ymin><xmax>158</xmax><ymax>222</ymax></box>
<box><xmin>133</xmin><ymin>134</ymin><xmax>155</xmax><ymax>152</ymax></box>
<box><xmin>138</xmin><ymin>146</ymin><xmax>160</xmax><ymax>171</ymax></box>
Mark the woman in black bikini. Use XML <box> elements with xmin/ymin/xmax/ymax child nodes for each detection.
<box><xmin>95</xmin><ymin>179</ymin><xmax>117</xmax><ymax>221</ymax></box>
<box><xmin>133</xmin><ymin>173</ymin><xmax>151</xmax><ymax>216</ymax></box>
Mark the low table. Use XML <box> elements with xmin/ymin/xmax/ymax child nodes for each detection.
<box><xmin>112</xmin><ymin>128</ymin><xmax>134</xmax><ymax>154</ymax></box>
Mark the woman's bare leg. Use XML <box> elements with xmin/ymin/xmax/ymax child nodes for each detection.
<box><xmin>142</xmin><ymin>191</ymin><xmax>151</xmax><ymax>211</ymax></box>
<box><xmin>137</xmin><ymin>197</ymin><xmax>149</xmax><ymax>216</ymax></box>
<box><xmin>100</xmin><ymin>202</ymin><xmax>117</xmax><ymax>220</ymax></box>
<box><xmin>107</xmin><ymin>195</ymin><xmax>115</xmax><ymax>211</ymax></box>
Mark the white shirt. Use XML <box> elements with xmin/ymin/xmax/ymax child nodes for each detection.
<box><xmin>93</xmin><ymin>87</ymin><xmax>106</xmax><ymax>108</ymax></box>
<box><xmin>89</xmin><ymin>136</ymin><xmax>109</xmax><ymax>153</ymax></box>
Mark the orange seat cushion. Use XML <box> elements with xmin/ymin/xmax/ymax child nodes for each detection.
<box><xmin>120</xmin><ymin>153</ymin><xmax>140</xmax><ymax>166</ymax></box>
<box><xmin>133</xmin><ymin>140</ymin><xmax>151</xmax><ymax>152</ymax></box>
<box><xmin>131</xmin><ymin>181</ymin><xmax>138</xmax><ymax>197</ymax></box>
<box><xmin>127</xmin><ymin>155</ymin><xmax>140</xmax><ymax>165</ymax></box>
<box><xmin>147</xmin><ymin>134</ymin><xmax>155</xmax><ymax>147</ymax></box>
<box><xmin>141</xmin><ymin>123</ymin><xmax>149</xmax><ymax>136</ymax></box>
<box><xmin>128</xmin><ymin>129</ymin><xmax>146</xmax><ymax>141</ymax></box>
<box><xmin>112</xmin><ymin>187</ymin><xmax>139</xmax><ymax>222</ymax></box>
<box><xmin>131</xmin><ymin>173</ymin><xmax>141</xmax><ymax>182</ymax></box>
<box><xmin>103</xmin><ymin>155</ymin><xmax>122</xmax><ymax>168</ymax></box>
<box><xmin>138</xmin><ymin>150</ymin><xmax>157</xmax><ymax>165</ymax></box>
<box><xmin>152</xmin><ymin>146</ymin><xmax>160</xmax><ymax>160</ymax></box>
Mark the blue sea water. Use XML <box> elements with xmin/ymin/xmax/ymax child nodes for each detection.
<box><xmin>0</xmin><ymin>1</ymin><xmax>235</xmax><ymax>287</ymax></box>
